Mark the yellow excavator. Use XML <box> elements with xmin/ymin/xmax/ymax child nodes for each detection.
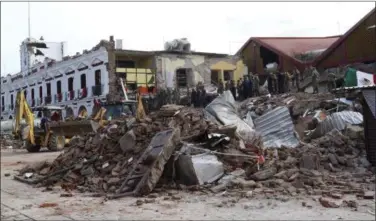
<box><xmin>48</xmin><ymin>93</ymin><xmax>146</xmax><ymax>138</ymax></box>
<box><xmin>89</xmin><ymin>93</ymin><xmax>145</xmax><ymax>132</ymax></box>
<box><xmin>13</xmin><ymin>90</ymin><xmax>68</xmax><ymax>152</ymax></box>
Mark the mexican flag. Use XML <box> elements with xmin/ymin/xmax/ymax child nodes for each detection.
<box><xmin>344</xmin><ymin>68</ymin><xmax>376</xmax><ymax>87</ymax></box>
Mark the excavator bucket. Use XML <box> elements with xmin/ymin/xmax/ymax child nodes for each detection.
<box><xmin>49</xmin><ymin>106</ymin><xmax>107</xmax><ymax>136</ymax></box>
<box><xmin>48</xmin><ymin>120</ymin><xmax>96</xmax><ymax>137</ymax></box>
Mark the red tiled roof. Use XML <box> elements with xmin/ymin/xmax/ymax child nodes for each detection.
<box><xmin>253</xmin><ymin>36</ymin><xmax>340</xmax><ymax>57</ymax></box>
<box><xmin>236</xmin><ymin>36</ymin><xmax>341</xmax><ymax>63</ymax></box>
<box><xmin>314</xmin><ymin>8</ymin><xmax>376</xmax><ymax>67</ymax></box>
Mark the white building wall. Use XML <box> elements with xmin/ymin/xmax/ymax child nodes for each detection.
<box><xmin>20</xmin><ymin>38</ymin><xmax>65</xmax><ymax>73</ymax></box>
<box><xmin>1</xmin><ymin>46</ymin><xmax>110</xmax><ymax>120</ymax></box>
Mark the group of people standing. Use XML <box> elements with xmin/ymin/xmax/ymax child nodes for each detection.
<box><xmin>217</xmin><ymin>73</ymin><xmax>260</xmax><ymax>101</ymax></box>
<box><xmin>190</xmin><ymin>82</ymin><xmax>207</xmax><ymax>108</ymax></box>
<box><xmin>267</xmin><ymin>68</ymin><xmax>297</xmax><ymax>95</ymax></box>
<box><xmin>189</xmin><ymin>66</ymin><xmax>331</xmax><ymax>107</ymax></box>
<box><xmin>266</xmin><ymin>66</ymin><xmax>324</xmax><ymax>95</ymax></box>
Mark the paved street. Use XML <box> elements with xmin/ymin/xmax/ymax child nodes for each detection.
<box><xmin>1</xmin><ymin>149</ymin><xmax>375</xmax><ymax>220</ymax></box>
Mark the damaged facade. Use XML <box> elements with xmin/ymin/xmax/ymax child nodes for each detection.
<box><xmin>105</xmin><ymin>37</ymin><xmax>246</xmax><ymax>101</ymax></box>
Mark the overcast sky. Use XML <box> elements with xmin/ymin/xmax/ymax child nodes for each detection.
<box><xmin>1</xmin><ymin>2</ymin><xmax>374</xmax><ymax>75</ymax></box>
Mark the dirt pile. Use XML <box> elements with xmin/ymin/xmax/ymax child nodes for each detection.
<box><xmin>222</xmin><ymin>129</ymin><xmax>374</xmax><ymax>199</ymax></box>
<box><xmin>15</xmin><ymin>105</ymin><xmax>260</xmax><ymax>196</ymax></box>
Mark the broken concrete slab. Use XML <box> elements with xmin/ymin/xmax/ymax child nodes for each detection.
<box><xmin>231</xmin><ymin>178</ymin><xmax>257</xmax><ymax>189</ymax></box>
<box><xmin>319</xmin><ymin>197</ymin><xmax>343</xmax><ymax>208</ymax></box>
<box><xmin>119</xmin><ymin>128</ymin><xmax>181</xmax><ymax>197</ymax></box>
<box><xmin>363</xmin><ymin>191</ymin><xmax>375</xmax><ymax>200</ymax></box>
<box><xmin>250</xmin><ymin>167</ymin><xmax>277</xmax><ymax>181</ymax></box>
<box><xmin>175</xmin><ymin>150</ymin><xmax>224</xmax><ymax>186</ymax></box>
<box><xmin>119</xmin><ymin>130</ymin><xmax>136</xmax><ymax>153</ymax></box>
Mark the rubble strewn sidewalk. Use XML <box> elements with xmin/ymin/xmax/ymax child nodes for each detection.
<box><xmin>11</xmin><ymin>92</ymin><xmax>375</xmax><ymax>210</ymax></box>
<box><xmin>1</xmin><ymin>134</ymin><xmax>23</xmax><ymax>150</ymax></box>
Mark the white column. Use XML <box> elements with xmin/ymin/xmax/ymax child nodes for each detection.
<box><xmin>86</xmin><ymin>69</ymin><xmax>95</xmax><ymax>97</ymax></box>
<box><xmin>101</xmin><ymin>66</ymin><xmax>109</xmax><ymax>95</ymax></box>
<box><xmin>73</xmin><ymin>72</ymin><xmax>81</xmax><ymax>98</ymax></box>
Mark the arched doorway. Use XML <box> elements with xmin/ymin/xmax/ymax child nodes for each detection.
<box><xmin>65</xmin><ymin>107</ymin><xmax>74</xmax><ymax>118</ymax></box>
<box><xmin>9</xmin><ymin>115</ymin><xmax>13</xmax><ymax>120</ymax></box>
<box><xmin>78</xmin><ymin>105</ymin><xmax>87</xmax><ymax>118</ymax></box>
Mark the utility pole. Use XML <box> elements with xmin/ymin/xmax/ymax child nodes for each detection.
<box><xmin>27</xmin><ymin>1</ymin><xmax>31</xmax><ymax>75</ymax></box>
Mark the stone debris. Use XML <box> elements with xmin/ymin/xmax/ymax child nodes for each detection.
<box><xmin>12</xmin><ymin>92</ymin><xmax>375</xmax><ymax>209</ymax></box>
<box><xmin>319</xmin><ymin>197</ymin><xmax>343</xmax><ymax>208</ymax></box>
<box><xmin>1</xmin><ymin>134</ymin><xmax>23</xmax><ymax>149</ymax></box>
<box><xmin>15</xmin><ymin>105</ymin><xmax>261</xmax><ymax>198</ymax></box>
<box><xmin>363</xmin><ymin>191</ymin><xmax>375</xmax><ymax>200</ymax></box>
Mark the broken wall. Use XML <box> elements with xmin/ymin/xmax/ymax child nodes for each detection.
<box><xmin>154</xmin><ymin>53</ymin><xmax>244</xmax><ymax>89</ymax></box>
<box><xmin>101</xmin><ymin>37</ymin><xmax>119</xmax><ymax>102</ymax></box>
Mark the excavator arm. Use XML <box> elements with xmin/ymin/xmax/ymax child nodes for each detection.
<box><xmin>13</xmin><ymin>90</ymin><xmax>35</xmax><ymax>145</ymax></box>
<box><xmin>93</xmin><ymin>107</ymin><xmax>107</xmax><ymax>126</ymax></box>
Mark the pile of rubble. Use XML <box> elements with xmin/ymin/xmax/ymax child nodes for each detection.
<box><xmin>239</xmin><ymin>92</ymin><xmax>336</xmax><ymax>118</ymax></box>
<box><xmin>15</xmin><ymin>105</ymin><xmax>261</xmax><ymax>197</ymax></box>
<box><xmin>14</xmin><ymin>92</ymin><xmax>375</xmax><ymax>206</ymax></box>
<box><xmin>218</xmin><ymin>128</ymin><xmax>374</xmax><ymax>197</ymax></box>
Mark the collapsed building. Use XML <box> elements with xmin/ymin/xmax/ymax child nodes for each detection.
<box><xmin>110</xmin><ymin>42</ymin><xmax>247</xmax><ymax>100</ymax></box>
<box><xmin>99</xmin><ymin>36</ymin><xmax>248</xmax><ymax>102</ymax></box>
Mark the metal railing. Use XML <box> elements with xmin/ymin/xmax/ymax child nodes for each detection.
<box><xmin>54</xmin><ymin>93</ymin><xmax>63</xmax><ymax>103</ymax></box>
<box><xmin>68</xmin><ymin>90</ymin><xmax>75</xmax><ymax>100</ymax></box>
<box><xmin>92</xmin><ymin>85</ymin><xmax>103</xmax><ymax>96</ymax></box>
<box><xmin>77</xmin><ymin>87</ymin><xmax>88</xmax><ymax>99</ymax></box>
<box><xmin>44</xmin><ymin>96</ymin><xmax>52</xmax><ymax>104</ymax></box>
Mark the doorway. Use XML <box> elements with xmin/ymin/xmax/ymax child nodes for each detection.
<box><xmin>176</xmin><ymin>68</ymin><xmax>188</xmax><ymax>88</ymax></box>
<box><xmin>211</xmin><ymin>70</ymin><xmax>220</xmax><ymax>85</ymax></box>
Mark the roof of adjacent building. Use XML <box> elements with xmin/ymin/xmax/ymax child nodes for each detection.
<box><xmin>314</xmin><ymin>8</ymin><xmax>376</xmax><ymax>67</ymax></box>
<box><xmin>236</xmin><ymin>36</ymin><xmax>341</xmax><ymax>63</ymax></box>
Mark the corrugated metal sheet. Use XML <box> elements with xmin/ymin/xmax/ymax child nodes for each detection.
<box><xmin>311</xmin><ymin>111</ymin><xmax>363</xmax><ymax>138</ymax></box>
<box><xmin>254</xmin><ymin>106</ymin><xmax>300</xmax><ymax>148</ymax></box>
<box><xmin>362</xmin><ymin>89</ymin><xmax>376</xmax><ymax>118</ymax></box>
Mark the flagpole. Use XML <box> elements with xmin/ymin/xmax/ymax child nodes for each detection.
<box><xmin>28</xmin><ymin>1</ymin><xmax>31</xmax><ymax>39</ymax></box>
